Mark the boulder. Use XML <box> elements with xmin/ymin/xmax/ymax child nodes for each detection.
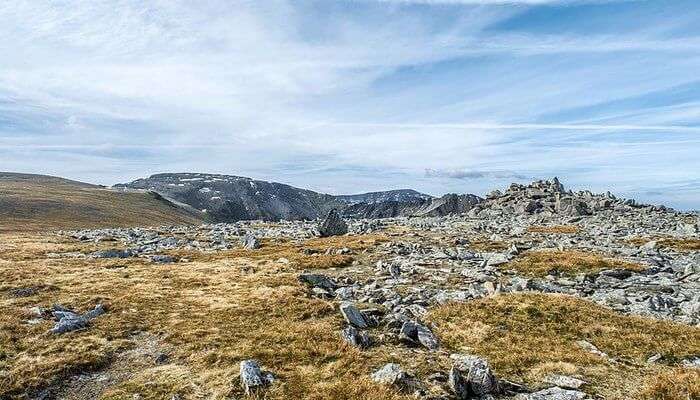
<box><xmin>340</xmin><ymin>302</ymin><xmax>368</xmax><ymax>329</ymax></box>
<box><xmin>239</xmin><ymin>360</ymin><xmax>274</xmax><ymax>396</ymax></box>
<box><xmin>341</xmin><ymin>325</ymin><xmax>371</xmax><ymax>349</ymax></box>
<box><xmin>318</xmin><ymin>209</ymin><xmax>348</xmax><ymax>237</ymax></box>
<box><xmin>298</xmin><ymin>273</ymin><xmax>337</xmax><ymax>291</ymax></box>
<box><xmin>516</xmin><ymin>386</ymin><xmax>587</xmax><ymax>400</ymax></box>
<box><xmin>449</xmin><ymin>354</ymin><xmax>498</xmax><ymax>398</ymax></box>
<box><xmin>50</xmin><ymin>304</ymin><xmax>106</xmax><ymax>334</ymax></box>
<box><xmin>398</xmin><ymin>321</ymin><xmax>439</xmax><ymax>350</ymax></box>
<box><xmin>543</xmin><ymin>375</ymin><xmax>586</xmax><ymax>390</ymax></box>
<box><xmin>241</xmin><ymin>234</ymin><xmax>261</xmax><ymax>249</ymax></box>
<box><xmin>371</xmin><ymin>363</ymin><xmax>417</xmax><ymax>391</ymax></box>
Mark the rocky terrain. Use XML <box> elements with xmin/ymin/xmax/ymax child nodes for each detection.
<box><xmin>0</xmin><ymin>178</ymin><xmax>698</xmax><ymax>399</ymax></box>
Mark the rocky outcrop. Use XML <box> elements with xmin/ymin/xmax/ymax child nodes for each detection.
<box><xmin>474</xmin><ymin>177</ymin><xmax>664</xmax><ymax>217</ymax></box>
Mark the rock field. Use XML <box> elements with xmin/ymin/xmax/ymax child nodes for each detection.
<box><xmin>25</xmin><ymin>178</ymin><xmax>696</xmax><ymax>399</ymax></box>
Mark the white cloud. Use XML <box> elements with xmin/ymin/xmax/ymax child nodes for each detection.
<box><xmin>0</xmin><ymin>0</ymin><xmax>698</xmax><ymax>208</ymax></box>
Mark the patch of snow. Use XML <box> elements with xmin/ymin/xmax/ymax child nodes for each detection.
<box><xmin>199</xmin><ymin>187</ymin><xmax>212</xmax><ymax>193</ymax></box>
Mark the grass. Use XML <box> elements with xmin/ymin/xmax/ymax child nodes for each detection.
<box><xmin>628</xmin><ymin>237</ymin><xmax>700</xmax><ymax>252</ymax></box>
<box><xmin>503</xmin><ymin>250</ymin><xmax>645</xmax><ymax>277</ymax></box>
<box><xmin>639</xmin><ymin>368</ymin><xmax>700</xmax><ymax>400</ymax></box>
<box><xmin>527</xmin><ymin>225</ymin><xmax>580</xmax><ymax>234</ymax></box>
<box><xmin>428</xmin><ymin>293</ymin><xmax>700</xmax><ymax>400</ymax></box>
<box><xmin>0</xmin><ymin>232</ymin><xmax>410</xmax><ymax>400</ymax></box>
<box><xmin>0</xmin><ymin>173</ymin><xmax>201</xmax><ymax>232</ymax></box>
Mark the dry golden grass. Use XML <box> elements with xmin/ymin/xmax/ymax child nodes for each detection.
<box><xmin>504</xmin><ymin>250</ymin><xmax>645</xmax><ymax>277</ymax></box>
<box><xmin>428</xmin><ymin>293</ymin><xmax>700</xmax><ymax>400</ymax></box>
<box><xmin>0</xmin><ymin>173</ymin><xmax>201</xmax><ymax>233</ymax></box>
<box><xmin>639</xmin><ymin>368</ymin><xmax>700</xmax><ymax>400</ymax></box>
<box><xmin>527</xmin><ymin>225</ymin><xmax>580</xmax><ymax>234</ymax></box>
<box><xmin>627</xmin><ymin>237</ymin><xmax>700</xmax><ymax>252</ymax></box>
<box><xmin>468</xmin><ymin>238</ymin><xmax>509</xmax><ymax>252</ymax></box>
<box><xmin>0</xmin><ymin>232</ymin><xmax>412</xmax><ymax>400</ymax></box>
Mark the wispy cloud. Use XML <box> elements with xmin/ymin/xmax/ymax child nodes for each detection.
<box><xmin>425</xmin><ymin>168</ymin><xmax>527</xmax><ymax>180</ymax></box>
<box><xmin>0</xmin><ymin>0</ymin><xmax>698</xmax><ymax>208</ymax></box>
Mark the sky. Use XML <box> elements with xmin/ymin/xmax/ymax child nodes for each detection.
<box><xmin>1</xmin><ymin>0</ymin><xmax>699</xmax><ymax>209</ymax></box>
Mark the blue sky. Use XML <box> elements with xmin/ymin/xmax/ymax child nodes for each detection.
<box><xmin>1</xmin><ymin>0</ymin><xmax>699</xmax><ymax>209</ymax></box>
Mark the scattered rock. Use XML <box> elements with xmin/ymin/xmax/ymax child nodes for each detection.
<box><xmin>50</xmin><ymin>304</ymin><xmax>106</xmax><ymax>334</ymax></box>
<box><xmin>516</xmin><ymin>386</ymin><xmax>587</xmax><ymax>400</ymax></box>
<box><xmin>318</xmin><ymin>209</ymin><xmax>348</xmax><ymax>237</ymax></box>
<box><xmin>398</xmin><ymin>321</ymin><xmax>439</xmax><ymax>350</ymax></box>
<box><xmin>449</xmin><ymin>354</ymin><xmax>498</xmax><ymax>398</ymax></box>
<box><xmin>241</xmin><ymin>234</ymin><xmax>261</xmax><ymax>249</ymax></box>
<box><xmin>298</xmin><ymin>273</ymin><xmax>337</xmax><ymax>291</ymax></box>
<box><xmin>341</xmin><ymin>325</ymin><xmax>371</xmax><ymax>349</ymax></box>
<box><xmin>339</xmin><ymin>302</ymin><xmax>368</xmax><ymax>329</ymax></box>
<box><xmin>239</xmin><ymin>359</ymin><xmax>274</xmax><ymax>396</ymax></box>
<box><xmin>544</xmin><ymin>375</ymin><xmax>586</xmax><ymax>390</ymax></box>
<box><xmin>370</xmin><ymin>363</ymin><xmax>417</xmax><ymax>391</ymax></box>
<box><xmin>150</xmin><ymin>255</ymin><xmax>176</xmax><ymax>263</ymax></box>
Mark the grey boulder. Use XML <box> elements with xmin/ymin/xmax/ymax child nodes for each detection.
<box><xmin>449</xmin><ymin>354</ymin><xmax>498</xmax><ymax>398</ymax></box>
<box><xmin>516</xmin><ymin>387</ymin><xmax>587</xmax><ymax>400</ymax></box>
<box><xmin>318</xmin><ymin>209</ymin><xmax>348</xmax><ymax>237</ymax></box>
<box><xmin>241</xmin><ymin>234</ymin><xmax>261</xmax><ymax>249</ymax></box>
<box><xmin>50</xmin><ymin>304</ymin><xmax>106</xmax><ymax>334</ymax></box>
<box><xmin>239</xmin><ymin>359</ymin><xmax>274</xmax><ymax>396</ymax></box>
<box><xmin>340</xmin><ymin>302</ymin><xmax>368</xmax><ymax>329</ymax></box>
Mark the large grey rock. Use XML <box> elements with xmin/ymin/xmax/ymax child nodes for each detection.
<box><xmin>370</xmin><ymin>363</ymin><xmax>417</xmax><ymax>391</ymax></box>
<box><xmin>50</xmin><ymin>304</ymin><xmax>106</xmax><ymax>334</ymax></box>
<box><xmin>91</xmin><ymin>249</ymin><xmax>134</xmax><ymax>258</ymax></box>
<box><xmin>241</xmin><ymin>234</ymin><xmax>261</xmax><ymax>249</ymax></box>
<box><xmin>544</xmin><ymin>375</ymin><xmax>586</xmax><ymax>390</ymax></box>
<box><xmin>318</xmin><ymin>209</ymin><xmax>348</xmax><ymax>237</ymax></box>
<box><xmin>239</xmin><ymin>359</ymin><xmax>274</xmax><ymax>395</ymax></box>
<box><xmin>516</xmin><ymin>386</ymin><xmax>587</xmax><ymax>400</ymax></box>
<box><xmin>298</xmin><ymin>273</ymin><xmax>337</xmax><ymax>291</ymax></box>
<box><xmin>398</xmin><ymin>321</ymin><xmax>439</xmax><ymax>350</ymax></box>
<box><xmin>340</xmin><ymin>302</ymin><xmax>368</xmax><ymax>328</ymax></box>
<box><xmin>341</xmin><ymin>325</ymin><xmax>371</xmax><ymax>349</ymax></box>
<box><xmin>449</xmin><ymin>354</ymin><xmax>498</xmax><ymax>398</ymax></box>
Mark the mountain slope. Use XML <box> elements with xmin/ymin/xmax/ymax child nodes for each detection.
<box><xmin>0</xmin><ymin>173</ymin><xmax>202</xmax><ymax>232</ymax></box>
<box><xmin>116</xmin><ymin>173</ymin><xmax>346</xmax><ymax>222</ymax></box>
<box><xmin>336</xmin><ymin>189</ymin><xmax>433</xmax><ymax>205</ymax></box>
<box><xmin>118</xmin><ymin>173</ymin><xmax>483</xmax><ymax>222</ymax></box>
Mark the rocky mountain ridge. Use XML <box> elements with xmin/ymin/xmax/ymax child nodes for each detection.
<box><xmin>116</xmin><ymin>173</ymin><xmax>664</xmax><ymax>223</ymax></box>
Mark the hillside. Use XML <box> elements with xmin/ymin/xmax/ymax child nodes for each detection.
<box><xmin>116</xmin><ymin>172</ymin><xmax>346</xmax><ymax>222</ymax></box>
<box><xmin>0</xmin><ymin>173</ymin><xmax>202</xmax><ymax>232</ymax></box>
<box><xmin>336</xmin><ymin>189</ymin><xmax>433</xmax><ymax>205</ymax></box>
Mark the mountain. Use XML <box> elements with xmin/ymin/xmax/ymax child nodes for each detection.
<box><xmin>0</xmin><ymin>172</ymin><xmax>202</xmax><ymax>232</ymax></box>
<box><xmin>336</xmin><ymin>189</ymin><xmax>433</xmax><ymax>205</ymax></box>
<box><xmin>115</xmin><ymin>173</ymin><xmax>346</xmax><ymax>222</ymax></box>
<box><xmin>116</xmin><ymin>173</ymin><xmax>482</xmax><ymax>222</ymax></box>
<box><xmin>341</xmin><ymin>193</ymin><xmax>482</xmax><ymax>219</ymax></box>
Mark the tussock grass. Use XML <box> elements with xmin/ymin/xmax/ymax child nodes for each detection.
<box><xmin>0</xmin><ymin>232</ymin><xmax>408</xmax><ymax>399</ymax></box>
<box><xmin>627</xmin><ymin>237</ymin><xmax>700</xmax><ymax>252</ymax></box>
<box><xmin>504</xmin><ymin>250</ymin><xmax>645</xmax><ymax>277</ymax></box>
<box><xmin>527</xmin><ymin>225</ymin><xmax>580</xmax><ymax>234</ymax></box>
<box><xmin>428</xmin><ymin>293</ymin><xmax>700</xmax><ymax>400</ymax></box>
<box><xmin>639</xmin><ymin>368</ymin><xmax>700</xmax><ymax>400</ymax></box>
